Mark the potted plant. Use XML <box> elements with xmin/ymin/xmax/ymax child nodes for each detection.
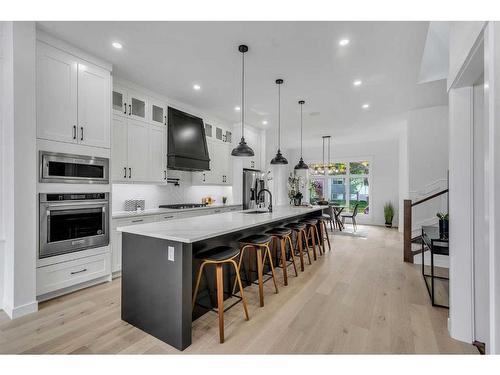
<box><xmin>384</xmin><ymin>202</ymin><xmax>394</xmax><ymax>228</ymax></box>
<box><xmin>437</xmin><ymin>212</ymin><xmax>449</xmax><ymax>238</ymax></box>
<box><xmin>222</xmin><ymin>196</ymin><xmax>227</xmax><ymax>205</ymax></box>
<box><xmin>294</xmin><ymin>192</ymin><xmax>303</xmax><ymax>206</ymax></box>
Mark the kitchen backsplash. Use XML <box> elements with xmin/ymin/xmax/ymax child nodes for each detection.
<box><xmin>112</xmin><ymin>171</ymin><xmax>235</xmax><ymax>211</ymax></box>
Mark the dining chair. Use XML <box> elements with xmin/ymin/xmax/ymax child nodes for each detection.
<box><xmin>341</xmin><ymin>203</ymin><xmax>360</xmax><ymax>232</ymax></box>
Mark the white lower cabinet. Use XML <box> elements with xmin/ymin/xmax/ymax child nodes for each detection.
<box><xmin>37</xmin><ymin>252</ymin><xmax>111</xmax><ymax>296</ymax></box>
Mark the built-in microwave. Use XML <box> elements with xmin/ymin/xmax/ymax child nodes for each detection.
<box><xmin>39</xmin><ymin>151</ymin><xmax>109</xmax><ymax>184</ymax></box>
<box><xmin>39</xmin><ymin>193</ymin><xmax>109</xmax><ymax>259</ymax></box>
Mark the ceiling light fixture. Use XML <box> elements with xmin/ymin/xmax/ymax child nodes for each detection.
<box><xmin>231</xmin><ymin>45</ymin><xmax>254</xmax><ymax>157</ymax></box>
<box><xmin>112</xmin><ymin>42</ymin><xmax>123</xmax><ymax>49</ymax></box>
<box><xmin>362</xmin><ymin>103</ymin><xmax>370</xmax><ymax>109</ymax></box>
<box><xmin>294</xmin><ymin>100</ymin><xmax>308</xmax><ymax>170</ymax></box>
<box><xmin>353</xmin><ymin>80</ymin><xmax>362</xmax><ymax>86</ymax></box>
<box><xmin>270</xmin><ymin>79</ymin><xmax>288</xmax><ymax>165</ymax></box>
<box><xmin>339</xmin><ymin>39</ymin><xmax>350</xmax><ymax>46</ymax></box>
<box><xmin>193</xmin><ymin>84</ymin><xmax>201</xmax><ymax>91</ymax></box>
<box><xmin>235</xmin><ymin>106</ymin><xmax>241</xmax><ymax>111</ymax></box>
<box><xmin>262</xmin><ymin>120</ymin><xmax>268</xmax><ymax>125</ymax></box>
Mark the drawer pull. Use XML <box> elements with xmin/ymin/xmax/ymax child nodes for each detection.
<box><xmin>214</xmin><ymin>209</ymin><xmax>221</xmax><ymax>213</ymax></box>
<box><xmin>131</xmin><ymin>219</ymin><xmax>144</xmax><ymax>223</ymax></box>
<box><xmin>70</xmin><ymin>268</ymin><xmax>87</xmax><ymax>275</ymax></box>
<box><xmin>163</xmin><ymin>215</ymin><xmax>174</xmax><ymax>219</ymax></box>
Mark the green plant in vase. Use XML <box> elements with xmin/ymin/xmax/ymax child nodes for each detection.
<box><xmin>384</xmin><ymin>202</ymin><xmax>394</xmax><ymax>228</ymax></box>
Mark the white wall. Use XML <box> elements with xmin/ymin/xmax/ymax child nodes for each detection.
<box><xmin>1</xmin><ymin>21</ymin><xmax>38</xmax><ymax>318</ymax></box>
<box><xmin>407</xmin><ymin>105</ymin><xmax>449</xmax><ymax>234</ymax></box>
<box><xmin>0</xmin><ymin>22</ymin><xmax>5</xmax><ymax>311</ymax></box>
<box><xmin>284</xmin><ymin>137</ymin><xmax>400</xmax><ymax>227</ymax></box>
<box><xmin>448</xmin><ymin>22</ymin><xmax>486</xmax><ymax>89</ymax></box>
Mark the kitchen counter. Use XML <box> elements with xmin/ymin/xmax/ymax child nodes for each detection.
<box><xmin>119</xmin><ymin>204</ymin><xmax>325</xmax><ymax>351</ymax></box>
<box><xmin>112</xmin><ymin>204</ymin><xmax>242</xmax><ymax>219</ymax></box>
<box><xmin>118</xmin><ymin>205</ymin><xmax>323</xmax><ymax>243</ymax></box>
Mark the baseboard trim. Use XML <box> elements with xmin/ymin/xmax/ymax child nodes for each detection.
<box><xmin>3</xmin><ymin>300</ymin><xmax>39</xmax><ymax>319</ymax></box>
<box><xmin>37</xmin><ymin>274</ymin><xmax>112</xmax><ymax>302</ymax></box>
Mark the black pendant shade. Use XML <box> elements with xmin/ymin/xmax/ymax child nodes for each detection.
<box><xmin>294</xmin><ymin>100</ymin><xmax>309</xmax><ymax>169</ymax></box>
<box><xmin>270</xmin><ymin>79</ymin><xmax>288</xmax><ymax>165</ymax></box>
<box><xmin>232</xmin><ymin>44</ymin><xmax>254</xmax><ymax>157</ymax></box>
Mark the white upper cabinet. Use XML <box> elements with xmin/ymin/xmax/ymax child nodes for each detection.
<box><xmin>111</xmin><ymin>115</ymin><xmax>128</xmax><ymax>181</ymax></box>
<box><xmin>77</xmin><ymin>63</ymin><xmax>111</xmax><ymax>148</ymax></box>
<box><xmin>36</xmin><ymin>41</ymin><xmax>111</xmax><ymax>148</ymax></box>
<box><xmin>149</xmin><ymin>124</ymin><xmax>167</xmax><ymax>182</ymax></box>
<box><xmin>36</xmin><ymin>42</ymin><xmax>78</xmax><ymax>144</ymax></box>
<box><xmin>112</xmin><ymin>85</ymin><xmax>149</xmax><ymax>123</ymax></box>
<box><xmin>126</xmin><ymin>120</ymin><xmax>149</xmax><ymax>181</ymax></box>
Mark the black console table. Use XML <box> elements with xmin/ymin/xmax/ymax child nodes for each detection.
<box><xmin>421</xmin><ymin>225</ymin><xmax>449</xmax><ymax>308</ymax></box>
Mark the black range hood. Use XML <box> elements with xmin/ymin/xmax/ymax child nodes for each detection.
<box><xmin>167</xmin><ymin>107</ymin><xmax>210</xmax><ymax>171</ymax></box>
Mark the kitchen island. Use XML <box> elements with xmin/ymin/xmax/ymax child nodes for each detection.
<box><xmin>117</xmin><ymin>205</ymin><xmax>324</xmax><ymax>350</ymax></box>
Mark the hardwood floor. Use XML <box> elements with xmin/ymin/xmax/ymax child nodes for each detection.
<box><xmin>0</xmin><ymin>225</ymin><xmax>478</xmax><ymax>354</ymax></box>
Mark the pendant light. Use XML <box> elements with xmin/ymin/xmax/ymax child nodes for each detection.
<box><xmin>294</xmin><ymin>100</ymin><xmax>308</xmax><ymax>169</ymax></box>
<box><xmin>270</xmin><ymin>79</ymin><xmax>288</xmax><ymax>165</ymax></box>
<box><xmin>231</xmin><ymin>44</ymin><xmax>254</xmax><ymax>157</ymax></box>
<box><xmin>322</xmin><ymin>136</ymin><xmax>327</xmax><ymax>174</ymax></box>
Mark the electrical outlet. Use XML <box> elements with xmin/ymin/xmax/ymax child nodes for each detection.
<box><xmin>168</xmin><ymin>246</ymin><xmax>175</xmax><ymax>262</ymax></box>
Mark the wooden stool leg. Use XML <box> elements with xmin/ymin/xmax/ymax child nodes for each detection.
<box><xmin>232</xmin><ymin>246</ymin><xmax>247</xmax><ymax>294</ymax></box>
<box><xmin>302</xmin><ymin>229</ymin><xmax>313</xmax><ymax>265</ymax></box>
<box><xmin>229</xmin><ymin>259</ymin><xmax>249</xmax><ymax>321</ymax></box>
<box><xmin>264</xmin><ymin>244</ymin><xmax>279</xmax><ymax>294</ymax></box>
<box><xmin>286</xmin><ymin>235</ymin><xmax>298</xmax><ymax>277</ymax></box>
<box><xmin>323</xmin><ymin>221</ymin><xmax>331</xmax><ymax>251</ymax></box>
<box><xmin>192</xmin><ymin>262</ymin><xmax>207</xmax><ymax>312</ymax></box>
<box><xmin>256</xmin><ymin>247</ymin><xmax>264</xmax><ymax>307</ymax></box>
<box><xmin>280</xmin><ymin>237</ymin><xmax>288</xmax><ymax>286</ymax></box>
<box><xmin>309</xmin><ymin>227</ymin><xmax>318</xmax><ymax>261</ymax></box>
<box><xmin>314</xmin><ymin>225</ymin><xmax>323</xmax><ymax>255</ymax></box>
<box><xmin>216</xmin><ymin>263</ymin><xmax>224</xmax><ymax>343</ymax></box>
<box><xmin>297</xmin><ymin>230</ymin><xmax>305</xmax><ymax>271</ymax></box>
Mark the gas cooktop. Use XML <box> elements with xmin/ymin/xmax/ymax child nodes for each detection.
<box><xmin>159</xmin><ymin>203</ymin><xmax>208</xmax><ymax>210</ymax></box>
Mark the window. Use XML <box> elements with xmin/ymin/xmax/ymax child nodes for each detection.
<box><xmin>309</xmin><ymin>160</ymin><xmax>370</xmax><ymax>215</ymax></box>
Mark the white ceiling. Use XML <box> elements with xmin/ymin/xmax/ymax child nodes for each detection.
<box><xmin>37</xmin><ymin>21</ymin><xmax>448</xmax><ymax>147</ymax></box>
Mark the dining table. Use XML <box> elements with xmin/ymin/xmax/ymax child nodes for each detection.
<box><xmin>331</xmin><ymin>204</ymin><xmax>347</xmax><ymax>231</ymax></box>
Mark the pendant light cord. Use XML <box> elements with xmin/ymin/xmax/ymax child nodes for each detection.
<box><xmin>322</xmin><ymin>137</ymin><xmax>325</xmax><ymax>173</ymax></box>
<box><xmin>300</xmin><ymin>102</ymin><xmax>303</xmax><ymax>158</ymax></box>
<box><xmin>278</xmin><ymin>82</ymin><xmax>281</xmax><ymax>150</ymax></box>
<box><xmin>241</xmin><ymin>51</ymin><xmax>245</xmax><ymax>138</ymax></box>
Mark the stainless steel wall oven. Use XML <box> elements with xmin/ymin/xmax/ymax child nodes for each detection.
<box><xmin>39</xmin><ymin>193</ymin><xmax>109</xmax><ymax>258</ymax></box>
<box><xmin>40</xmin><ymin>151</ymin><xmax>109</xmax><ymax>184</ymax></box>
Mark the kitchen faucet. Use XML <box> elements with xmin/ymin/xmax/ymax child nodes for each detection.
<box><xmin>257</xmin><ymin>188</ymin><xmax>273</xmax><ymax>212</ymax></box>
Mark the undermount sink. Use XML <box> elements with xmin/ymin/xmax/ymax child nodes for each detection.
<box><xmin>242</xmin><ymin>210</ymin><xmax>269</xmax><ymax>214</ymax></box>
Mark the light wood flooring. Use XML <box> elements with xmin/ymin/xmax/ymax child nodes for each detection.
<box><xmin>0</xmin><ymin>225</ymin><xmax>478</xmax><ymax>354</ymax></box>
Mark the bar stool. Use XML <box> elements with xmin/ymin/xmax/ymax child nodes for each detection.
<box><xmin>317</xmin><ymin>216</ymin><xmax>332</xmax><ymax>252</ymax></box>
<box><xmin>265</xmin><ymin>227</ymin><xmax>298</xmax><ymax>286</ymax></box>
<box><xmin>285</xmin><ymin>222</ymin><xmax>312</xmax><ymax>271</ymax></box>
<box><xmin>234</xmin><ymin>234</ymin><xmax>278</xmax><ymax>307</ymax></box>
<box><xmin>299</xmin><ymin>218</ymin><xmax>323</xmax><ymax>259</ymax></box>
<box><xmin>192</xmin><ymin>246</ymin><xmax>249</xmax><ymax>343</ymax></box>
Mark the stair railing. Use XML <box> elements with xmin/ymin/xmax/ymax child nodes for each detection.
<box><xmin>403</xmin><ymin>189</ymin><xmax>448</xmax><ymax>263</ymax></box>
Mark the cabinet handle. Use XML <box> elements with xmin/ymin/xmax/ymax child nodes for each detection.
<box><xmin>80</xmin><ymin>126</ymin><xmax>84</xmax><ymax>141</ymax></box>
<box><xmin>124</xmin><ymin>103</ymin><xmax>127</xmax><ymax>114</ymax></box>
<box><xmin>123</xmin><ymin>167</ymin><xmax>127</xmax><ymax>178</ymax></box>
<box><xmin>163</xmin><ymin>215</ymin><xmax>174</xmax><ymax>219</ymax></box>
<box><xmin>70</xmin><ymin>268</ymin><xmax>87</xmax><ymax>275</ymax></box>
<box><xmin>164</xmin><ymin>170</ymin><xmax>167</xmax><ymax>180</ymax></box>
<box><xmin>131</xmin><ymin>219</ymin><xmax>143</xmax><ymax>223</ymax></box>
<box><xmin>128</xmin><ymin>168</ymin><xmax>132</xmax><ymax>178</ymax></box>
<box><xmin>214</xmin><ymin>209</ymin><xmax>221</xmax><ymax>213</ymax></box>
<box><xmin>73</xmin><ymin>125</ymin><xmax>77</xmax><ymax>139</ymax></box>
<box><xmin>202</xmin><ymin>173</ymin><xmax>205</xmax><ymax>182</ymax></box>
<box><xmin>164</xmin><ymin>115</ymin><xmax>167</xmax><ymax>125</ymax></box>
<box><xmin>128</xmin><ymin>104</ymin><xmax>131</xmax><ymax>116</ymax></box>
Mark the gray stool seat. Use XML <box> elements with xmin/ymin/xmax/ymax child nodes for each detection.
<box><xmin>239</xmin><ymin>234</ymin><xmax>272</xmax><ymax>244</ymax></box>
<box><xmin>300</xmin><ymin>218</ymin><xmax>318</xmax><ymax>225</ymax></box>
<box><xmin>285</xmin><ymin>222</ymin><xmax>306</xmax><ymax>230</ymax></box>
<box><xmin>196</xmin><ymin>246</ymin><xmax>240</xmax><ymax>261</ymax></box>
<box><xmin>266</xmin><ymin>227</ymin><xmax>292</xmax><ymax>237</ymax></box>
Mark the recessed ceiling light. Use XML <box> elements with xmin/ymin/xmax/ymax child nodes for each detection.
<box><xmin>362</xmin><ymin>103</ymin><xmax>370</xmax><ymax>109</ymax></box>
<box><xmin>262</xmin><ymin>120</ymin><xmax>268</xmax><ymax>125</ymax></box>
<box><xmin>339</xmin><ymin>39</ymin><xmax>350</xmax><ymax>47</ymax></box>
<box><xmin>112</xmin><ymin>42</ymin><xmax>122</xmax><ymax>49</ymax></box>
<box><xmin>353</xmin><ymin>80</ymin><xmax>362</xmax><ymax>86</ymax></box>
<box><xmin>193</xmin><ymin>84</ymin><xmax>201</xmax><ymax>91</ymax></box>
<box><xmin>235</xmin><ymin>106</ymin><xmax>241</xmax><ymax>111</ymax></box>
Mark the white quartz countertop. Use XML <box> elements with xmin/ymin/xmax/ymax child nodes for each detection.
<box><xmin>117</xmin><ymin>205</ymin><xmax>324</xmax><ymax>243</ymax></box>
<box><xmin>112</xmin><ymin>204</ymin><xmax>242</xmax><ymax>219</ymax></box>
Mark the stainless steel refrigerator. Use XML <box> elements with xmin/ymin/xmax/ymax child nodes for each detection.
<box><xmin>242</xmin><ymin>168</ymin><xmax>268</xmax><ymax>210</ymax></box>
